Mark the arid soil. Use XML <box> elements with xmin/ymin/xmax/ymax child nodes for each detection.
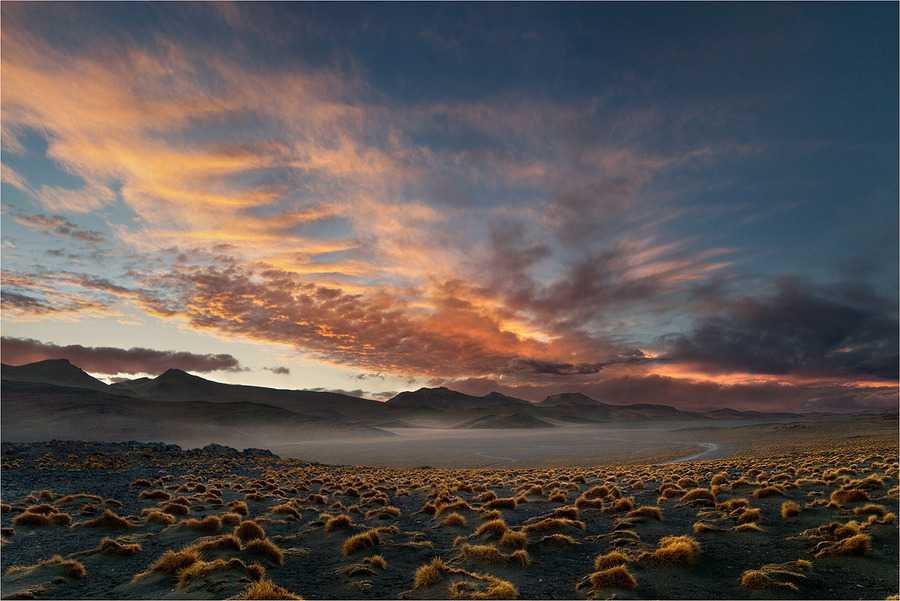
<box><xmin>1</xmin><ymin>416</ymin><xmax>897</xmax><ymax>600</ymax></box>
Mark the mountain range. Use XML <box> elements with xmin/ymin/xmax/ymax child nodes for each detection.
<box><xmin>0</xmin><ymin>359</ymin><xmax>865</xmax><ymax>448</ymax></box>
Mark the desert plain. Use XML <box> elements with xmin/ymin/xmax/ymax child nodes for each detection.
<box><xmin>1</xmin><ymin>414</ymin><xmax>897</xmax><ymax>600</ymax></box>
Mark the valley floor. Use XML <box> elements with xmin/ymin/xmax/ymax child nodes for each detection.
<box><xmin>0</xmin><ymin>417</ymin><xmax>897</xmax><ymax>600</ymax></box>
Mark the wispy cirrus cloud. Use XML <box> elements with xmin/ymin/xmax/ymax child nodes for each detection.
<box><xmin>10</xmin><ymin>213</ymin><xmax>106</xmax><ymax>242</ymax></box>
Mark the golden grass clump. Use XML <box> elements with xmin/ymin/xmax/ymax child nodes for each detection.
<box><xmin>228</xmin><ymin>500</ymin><xmax>250</xmax><ymax>516</ymax></box>
<box><xmin>574</xmin><ymin>496</ymin><xmax>604</xmax><ymax>509</ymax></box>
<box><xmin>414</xmin><ymin>557</ymin><xmax>449</xmax><ymax>588</ymax></box>
<box><xmin>442</xmin><ymin>512</ymin><xmax>468</xmax><ymax>527</ymax></box>
<box><xmin>830</xmin><ymin>485</ymin><xmax>870</xmax><ymax>505</ymax></box>
<box><xmin>220</xmin><ymin>511</ymin><xmax>243</xmax><ymax>526</ymax></box>
<box><xmin>342</xmin><ymin>529</ymin><xmax>381</xmax><ymax>556</ymax></box>
<box><xmin>270</xmin><ymin>503</ymin><xmax>301</xmax><ymax>520</ymax></box>
<box><xmin>584</xmin><ymin>565</ymin><xmax>638</xmax><ymax>591</ymax></box>
<box><xmin>194</xmin><ymin>534</ymin><xmax>243</xmax><ymax>552</ymax></box>
<box><xmin>98</xmin><ymin>536</ymin><xmax>142</xmax><ymax>556</ymax></box>
<box><xmin>752</xmin><ymin>485</ymin><xmax>785</xmax><ymax>499</ymax></box>
<box><xmin>234</xmin><ymin>520</ymin><xmax>266</xmax><ymax>541</ymax></box>
<box><xmin>458</xmin><ymin>543</ymin><xmax>508</xmax><ymax>564</ymax></box>
<box><xmin>733</xmin><ymin>523</ymin><xmax>763</xmax><ymax>532</ymax></box>
<box><xmin>325</xmin><ymin>514</ymin><xmax>352</xmax><ymax>532</ymax></box>
<box><xmin>641</xmin><ymin>535</ymin><xmax>700</xmax><ymax>566</ymax></box>
<box><xmin>474</xmin><ymin>518</ymin><xmax>509</xmax><ymax>538</ymax></box>
<box><xmin>162</xmin><ymin>502</ymin><xmax>191</xmax><ymax>516</ymax></box>
<box><xmin>498</xmin><ymin>529</ymin><xmax>528</xmax><ymax>550</ymax></box>
<box><xmin>627</xmin><ymin>506</ymin><xmax>663</xmax><ymax>521</ymax></box>
<box><xmin>521</xmin><ymin>517</ymin><xmax>584</xmax><ymax>534</ymax></box>
<box><xmin>736</xmin><ymin>508</ymin><xmax>761</xmax><ymax>524</ymax></box>
<box><xmin>853</xmin><ymin>503</ymin><xmax>887</xmax><ymax>517</ymax></box>
<box><xmin>680</xmin><ymin>489</ymin><xmax>716</xmax><ymax>503</ymax></box>
<box><xmin>183</xmin><ymin>515</ymin><xmax>223</xmax><ymax>534</ymax></box>
<box><xmin>140</xmin><ymin>548</ymin><xmax>200</xmax><ymax>577</ymax></box>
<box><xmin>594</xmin><ymin>550</ymin><xmax>631</xmax><ymax>570</ymax></box>
<box><xmin>510</xmin><ymin>549</ymin><xmax>530</xmax><ymax>567</ymax></box>
<box><xmin>483</xmin><ymin>497</ymin><xmax>517</xmax><ymax>510</ymax></box>
<box><xmin>81</xmin><ymin>509</ymin><xmax>133</xmax><ymax>529</ymax></box>
<box><xmin>814</xmin><ymin>533</ymin><xmax>871</xmax><ymax>558</ymax></box>
<box><xmin>233</xmin><ymin>578</ymin><xmax>303</xmax><ymax>599</ymax></box>
<box><xmin>245</xmin><ymin>538</ymin><xmax>285</xmax><ymax>565</ymax></box>
<box><xmin>366</xmin><ymin>506</ymin><xmax>402</xmax><ymax>520</ymax></box>
<box><xmin>548</xmin><ymin>490</ymin><xmax>568</xmax><ymax>503</ymax></box>
<box><xmin>366</xmin><ymin>554</ymin><xmax>387</xmax><ymax>569</ymax></box>
<box><xmin>740</xmin><ymin>560</ymin><xmax>812</xmax><ymax>591</ymax></box>
<box><xmin>603</xmin><ymin>497</ymin><xmax>635</xmax><ymax>513</ymax></box>
<box><xmin>782</xmin><ymin>501</ymin><xmax>801</xmax><ymax>518</ymax></box>
<box><xmin>693</xmin><ymin>521</ymin><xmax>724</xmax><ymax>534</ymax></box>
<box><xmin>138</xmin><ymin>489</ymin><xmax>171</xmax><ymax>500</ymax></box>
<box><xmin>143</xmin><ymin>509</ymin><xmax>176</xmax><ymax>526</ymax></box>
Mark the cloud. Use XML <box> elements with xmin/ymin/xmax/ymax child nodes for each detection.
<box><xmin>0</xmin><ymin>337</ymin><xmax>246</xmax><ymax>375</ymax></box>
<box><xmin>263</xmin><ymin>366</ymin><xmax>291</xmax><ymax>375</ymax></box>
<box><xmin>660</xmin><ymin>277</ymin><xmax>899</xmax><ymax>380</ymax></box>
<box><xmin>11</xmin><ymin>213</ymin><xmax>106</xmax><ymax>242</ymax></box>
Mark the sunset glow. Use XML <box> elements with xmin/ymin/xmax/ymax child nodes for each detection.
<box><xmin>1</xmin><ymin>3</ymin><xmax>897</xmax><ymax>412</ymax></box>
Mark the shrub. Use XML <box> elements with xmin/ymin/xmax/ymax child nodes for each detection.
<box><xmin>539</xmin><ymin>534</ymin><xmax>575</xmax><ymax>547</ymax></box>
<box><xmin>586</xmin><ymin>565</ymin><xmax>637</xmax><ymax>591</ymax></box>
<box><xmin>814</xmin><ymin>533</ymin><xmax>871</xmax><ymax>558</ymax></box>
<box><xmin>594</xmin><ymin>551</ymin><xmax>630</xmax><ymax>570</ymax></box>
<box><xmin>270</xmin><ymin>503</ymin><xmax>301</xmax><ymax>520</ymax></box>
<box><xmin>99</xmin><ymin>537</ymin><xmax>142</xmax><ymax>556</ymax></box>
<box><xmin>442</xmin><ymin>512</ymin><xmax>467</xmax><ymax>527</ymax></box>
<box><xmin>498</xmin><ymin>530</ymin><xmax>528</xmax><ymax>550</ymax></box>
<box><xmin>245</xmin><ymin>538</ymin><xmax>284</xmax><ymax>566</ymax></box>
<box><xmin>235</xmin><ymin>520</ymin><xmax>266</xmax><ymax>541</ymax></box>
<box><xmin>342</xmin><ymin>529</ymin><xmax>380</xmax><ymax>556</ymax></box>
<box><xmin>161</xmin><ymin>502</ymin><xmax>190</xmax><ymax>516</ymax></box>
<box><xmin>752</xmin><ymin>486</ymin><xmax>784</xmax><ymax>499</ymax></box>
<box><xmin>830</xmin><ymin>486</ymin><xmax>869</xmax><ymax>505</ymax></box>
<box><xmin>510</xmin><ymin>549</ymin><xmax>530</xmax><ymax>567</ymax></box>
<box><xmin>680</xmin><ymin>489</ymin><xmax>716</xmax><ymax>503</ymax></box>
<box><xmin>81</xmin><ymin>509</ymin><xmax>133</xmax><ymax>529</ymax></box>
<box><xmin>853</xmin><ymin>503</ymin><xmax>886</xmax><ymax>517</ymax></box>
<box><xmin>233</xmin><ymin>578</ymin><xmax>303</xmax><ymax>599</ymax></box>
<box><xmin>603</xmin><ymin>497</ymin><xmax>634</xmax><ymax>513</ymax></box>
<box><xmin>627</xmin><ymin>506</ymin><xmax>663</xmax><ymax>521</ymax></box>
<box><xmin>641</xmin><ymin>535</ymin><xmax>700</xmax><ymax>566</ymax></box>
<box><xmin>142</xmin><ymin>548</ymin><xmax>200</xmax><ymax>576</ymax></box>
<box><xmin>521</xmin><ymin>518</ymin><xmax>584</xmax><ymax>534</ymax></box>
<box><xmin>143</xmin><ymin>509</ymin><xmax>175</xmax><ymax>526</ymax></box>
<box><xmin>12</xmin><ymin>512</ymin><xmax>50</xmax><ymax>527</ymax></box>
<box><xmin>366</xmin><ymin>555</ymin><xmax>387</xmax><ymax>569</ymax></box>
<box><xmin>194</xmin><ymin>534</ymin><xmax>242</xmax><ymax>552</ymax></box>
<box><xmin>484</xmin><ymin>497</ymin><xmax>517</xmax><ymax>510</ymax></box>
<box><xmin>458</xmin><ymin>543</ymin><xmax>507</xmax><ymax>564</ymax></box>
<box><xmin>183</xmin><ymin>515</ymin><xmax>222</xmax><ymax>534</ymax></box>
<box><xmin>228</xmin><ymin>500</ymin><xmax>250</xmax><ymax>516</ymax></box>
<box><xmin>414</xmin><ymin>557</ymin><xmax>448</xmax><ymax>588</ymax></box>
<box><xmin>737</xmin><ymin>508</ymin><xmax>761</xmax><ymax>524</ymax></box>
<box><xmin>138</xmin><ymin>489</ymin><xmax>171</xmax><ymax>500</ymax></box>
<box><xmin>325</xmin><ymin>514</ymin><xmax>352</xmax><ymax>532</ymax></box>
<box><xmin>781</xmin><ymin>501</ymin><xmax>801</xmax><ymax>518</ymax></box>
<box><xmin>130</xmin><ymin>479</ymin><xmax>152</xmax><ymax>487</ymax></box>
<box><xmin>474</xmin><ymin>518</ymin><xmax>509</xmax><ymax>538</ymax></box>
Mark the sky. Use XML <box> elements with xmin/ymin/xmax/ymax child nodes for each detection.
<box><xmin>1</xmin><ymin>2</ymin><xmax>897</xmax><ymax>412</ymax></box>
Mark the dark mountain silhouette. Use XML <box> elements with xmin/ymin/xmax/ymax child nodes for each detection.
<box><xmin>1</xmin><ymin>359</ymin><xmax>119</xmax><ymax>393</ymax></box>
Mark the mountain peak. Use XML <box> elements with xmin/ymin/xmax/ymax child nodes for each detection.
<box><xmin>539</xmin><ymin>392</ymin><xmax>606</xmax><ymax>407</ymax></box>
<box><xmin>1</xmin><ymin>358</ymin><xmax>109</xmax><ymax>391</ymax></box>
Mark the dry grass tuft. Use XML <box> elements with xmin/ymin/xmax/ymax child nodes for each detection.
<box><xmin>830</xmin><ymin>486</ymin><xmax>870</xmax><ymax>505</ymax></box>
<box><xmin>414</xmin><ymin>557</ymin><xmax>449</xmax><ymax>588</ymax></box>
<box><xmin>814</xmin><ymin>533</ymin><xmax>871</xmax><ymax>558</ymax></box>
<box><xmin>733</xmin><ymin>523</ymin><xmax>763</xmax><ymax>532</ymax></box>
<box><xmin>442</xmin><ymin>512</ymin><xmax>468</xmax><ymax>527</ymax></box>
<box><xmin>245</xmin><ymin>538</ymin><xmax>284</xmax><ymax>565</ymax></box>
<box><xmin>365</xmin><ymin>554</ymin><xmax>387</xmax><ymax>569</ymax></box>
<box><xmin>81</xmin><ymin>509</ymin><xmax>133</xmax><ymax>529</ymax></box>
<box><xmin>139</xmin><ymin>548</ymin><xmax>200</xmax><ymax>578</ymax></box>
<box><xmin>233</xmin><ymin>578</ymin><xmax>303</xmax><ymax>599</ymax></box>
<box><xmin>458</xmin><ymin>543</ymin><xmax>508</xmax><ymax>564</ymax></box>
<box><xmin>138</xmin><ymin>489</ymin><xmax>171</xmax><ymax>500</ymax></box>
<box><xmin>752</xmin><ymin>485</ymin><xmax>784</xmax><ymax>499</ymax></box>
<box><xmin>474</xmin><ymin>518</ymin><xmax>509</xmax><ymax>538</ymax></box>
<box><xmin>183</xmin><ymin>515</ymin><xmax>222</xmax><ymax>534</ymax></box>
<box><xmin>342</xmin><ymin>529</ymin><xmax>381</xmax><ymax>556</ymax></box>
<box><xmin>325</xmin><ymin>514</ymin><xmax>352</xmax><ymax>532</ymax></box>
<box><xmin>740</xmin><ymin>560</ymin><xmax>811</xmax><ymax>591</ymax></box>
<box><xmin>143</xmin><ymin>509</ymin><xmax>176</xmax><ymax>526</ymax></box>
<box><xmin>235</xmin><ymin>520</ymin><xmax>266</xmax><ymax>541</ymax></box>
<box><xmin>521</xmin><ymin>517</ymin><xmax>584</xmax><ymax>534</ymax></box>
<box><xmin>498</xmin><ymin>530</ymin><xmax>528</xmax><ymax>550</ymax></box>
<box><xmin>99</xmin><ymin>536</ymin><xmax>141</xmax><ymax>556</ymax></box>
<box><xmin>641</xmin><ymin>535</ymin><xmax>700</xmax><ymax>566</ymax></box>
<box><xmin>781</xmin><ymin>501</ymin><xmax>801</xmax><ymax>518</ymax></box>
<box><xmin>603</xmin><ymin>497</ymin><xmax>635</xmax><ymax>513</ymax></box>
<box><xmin>483</xmin><ymin>497</ymin><xmax>517</xmax><ymax>510</ymax></box>
<box><xmin>584</xmin><ymin>565</ymin><xmax>638</xmax><ymax>591</ymax></box>
<box><xmin>510</xmin><ymin>549</ymin><xmax>530</xmax><ymax>567</ymax></box>
<box><xmin>194</xmin><ymin>534</ymin><xmax>242</xmax><ymax>552</ymax></box>
<box><xmin>594</xmin><ymin>551</ymin><xmax>631</xmax><ymax>570</ymax></box>
<box><xmin>736</xmin><ymin>508</ymin><xmax>761</xmax><ymax>524</ymax></box>
<box><xmin>627</xmin><ymin>506</ymin><xmax>663</xmax><ymax>521</ymax></box>
<box><xmin>853</xmin><ymin>503</ymin><xmax>887</xmax><ymax>517</ymax></box>
<box><xmin>680</xmin><ymin>489</ymin><xmax>716</xmax><ymax>503</ymax></box>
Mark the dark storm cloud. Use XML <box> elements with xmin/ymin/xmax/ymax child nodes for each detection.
<box><xmin>662</xmin><ymin>277</ymin><xmax>899</xmax><ymax>379</ymax></box>
<box><xmin>505</xmin><ymin>357</ymin><xmax>607</xmax><ymax>376</ymax></box>
<box><xmin>1</xmin><ymin>337</ymin><xmax>246</xmax><ymax>375</ymax></box>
